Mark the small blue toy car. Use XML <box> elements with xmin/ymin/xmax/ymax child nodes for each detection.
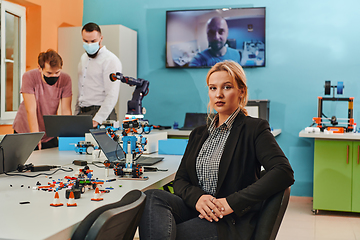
<box><xmin>74</xmin><ymin>141</ymin><xmax>97</xmax><ymax>155</ymax></box>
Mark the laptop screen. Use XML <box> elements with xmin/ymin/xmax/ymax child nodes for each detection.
<box><xmin>90</xmin><ymin>129</ymin><xmax>125</xmax><ymax>162</ymax></box>
<box><xmin>0</xmin><ymin>132</ymin><xmax>44</xmax><ymax>174</ymax></box>
<box><xmin>43</xmin><ymin>115</ymin><xmax>93</xmax><ymax>137</ymax></box>
<box><xmin>183</xmin><ymin>113</ymin><xmax>208</xmax><ymax>128</ymax></box>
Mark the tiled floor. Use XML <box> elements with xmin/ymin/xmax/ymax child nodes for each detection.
<box><xmin>134</xmin><ymin>196</ymin><xmax>360</xmax><ymax>240</ymax></box>
<box><xmin>277</xmin><ymin>196</ymin><xmax>360</xmax><ymax>240</ymax></box>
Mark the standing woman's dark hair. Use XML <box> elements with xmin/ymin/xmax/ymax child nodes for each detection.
<box><xmin>206</xmin><ymin>60</ymin><xmax>248</xmax><ymax>116</ymax></box>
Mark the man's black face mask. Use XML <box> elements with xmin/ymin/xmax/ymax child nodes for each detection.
<box><xmin>43</xmin><ymin>75</ymin><xmax>59</xmax><ymax>86</ymax></box>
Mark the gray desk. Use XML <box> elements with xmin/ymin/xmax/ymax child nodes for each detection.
<box><xmin>0</xmin><ymin>149</ymin><xmax>181</xmax><ymax>240</ymax></box>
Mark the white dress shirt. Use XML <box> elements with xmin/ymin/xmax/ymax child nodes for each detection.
<box><xmin>76</xmin><ymin>46</ymin><xmax>122</xmax><ymax>124</ymax></box>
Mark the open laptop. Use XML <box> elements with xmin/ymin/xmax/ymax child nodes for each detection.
<box><xmin>0</xmin><ymin>132</ymin><xmax>44</xmax><ymax>174</ymax></box>
<box><xmin>90</xmin><ymin>129</ymin><xmax>163</xmax><ymax>166</ymax></box>
<box><xmin>43</xmin><ymin>115</ymin><xmax>93</xmax><ymax>137</ymax></box>
<box><xmin>179</xmin><ymin>113</ymin><xmax>208</xmax><ymax>130</ymax></box>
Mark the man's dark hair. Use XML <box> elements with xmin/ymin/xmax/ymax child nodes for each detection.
<box><xmin>38</xmin><ymin>49</ymin><xmax>63</xmax><ymax>69</ymax></box>
<box><xmin>82</xmin><ymin>22</ymin><xmax>101</xmax><ymax>34</ymax></box>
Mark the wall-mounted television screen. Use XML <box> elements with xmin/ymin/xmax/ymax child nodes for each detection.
<box><xmin>166</xmin><ymin>7</ymin><xmax>266</xmax><ymax>68</ymax></box>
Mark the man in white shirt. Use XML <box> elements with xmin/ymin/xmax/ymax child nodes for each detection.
<box><xmin>76</xmin><ymin>22</ymin><xmax>122</xmax><ymax>127</ymax></box>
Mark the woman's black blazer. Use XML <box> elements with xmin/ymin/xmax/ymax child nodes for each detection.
<box><xmin>174</xmin><ymin>111</ymin><xmax>294</xmax><ymax>240</ymax></box>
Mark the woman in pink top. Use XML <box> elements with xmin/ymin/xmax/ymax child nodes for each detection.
<box><xmin>13</xmin><ymin>49</ymin><xmax>72</xmax><ymax>150</ymax></box>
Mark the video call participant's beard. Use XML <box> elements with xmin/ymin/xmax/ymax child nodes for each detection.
<box><xmin>209</xmin><ymin>40</ymin><xmax>226</xmax><ymax>53</ymax></box>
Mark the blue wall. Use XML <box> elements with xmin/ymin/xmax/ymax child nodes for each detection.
<box><xmin>83</xmin><ymin>0</ymin><xmax>360</xmax><ymax>197</ymax></box>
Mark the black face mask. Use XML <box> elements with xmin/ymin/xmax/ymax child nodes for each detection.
<box><xmin>43</xmin><ymin>75</ymin><xmax>59</xmax><ymax>86</ymax></box>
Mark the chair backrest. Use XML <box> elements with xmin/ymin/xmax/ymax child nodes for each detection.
<box><xmin>71</xmin><ymin>189</ymin><xmax>146</xmax><ymax>240</ymax></box>
<box><xmin>253</xmin><ymin>186</ymin><xmax>291</xmax><ymax>240</ymax></box>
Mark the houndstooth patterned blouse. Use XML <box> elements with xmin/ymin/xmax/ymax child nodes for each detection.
<box><xmin>196</xmin><ymin>108</ymin><xmax>241</xmax><ymax>195</ymax></box>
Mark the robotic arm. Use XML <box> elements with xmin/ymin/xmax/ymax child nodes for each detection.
<box><xmin>109</xmin><ymin>72</ymin><xmax>149</xmax><ymax>115</ymax></box>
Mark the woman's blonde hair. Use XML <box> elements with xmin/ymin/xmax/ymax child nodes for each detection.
<box><xmin>206</xmin><ymin>60</ymin><xmax>248</xmax><ymax>117</ymax></box>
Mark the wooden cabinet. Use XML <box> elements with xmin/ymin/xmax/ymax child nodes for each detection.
<box><xmin>313</xmin><ymin>139</ymin><xmax>360</xmax><ymax>212</ymax></box>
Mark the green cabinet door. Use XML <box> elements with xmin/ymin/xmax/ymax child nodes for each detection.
<box><xmin>313</xmin><ymin>139</ymin><xmax>352</xmax><ymax>212</ymax></box>
<box><xmin>352</xmin><ymin>142</ymin><xmax>360</xmax><ymax>212</ymax></box>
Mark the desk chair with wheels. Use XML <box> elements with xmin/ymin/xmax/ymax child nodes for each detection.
<box><xmin>253</xmin><ymin>186</ymin><xmax>291</xmax><ymax>240</ymax></box>
<box><xmin>71</xmin><ymin>189</ymin><xmax>146</xmax><ymax>240</ymax></box>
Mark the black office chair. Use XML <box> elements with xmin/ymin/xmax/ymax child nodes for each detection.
<box><xmin>253</xmin><ymin>186</ymin><xmax>291</xmax><ymax>240</ymax></box>
<box><xmin>71</xmin><ymin>189</ymin><xmax>146</xmax><ymax>240</ymax></box>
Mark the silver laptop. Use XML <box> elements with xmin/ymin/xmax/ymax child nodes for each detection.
<box><xmin>0</xmin><ymin>132</ymin><xmax>44</xmax><ymax>174</ymax></box>
<box><xmin>90</xmin><ymin>129</ymin><xmax>163</xmax><ymax>166</ymax></box>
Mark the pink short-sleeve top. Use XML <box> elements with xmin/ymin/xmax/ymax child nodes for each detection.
<box><xmin>12</xmin><ymin>69</ymin><xmax>72</xmax><ymax>143</ymax></box>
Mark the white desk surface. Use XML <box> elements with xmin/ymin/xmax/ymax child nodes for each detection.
<box><xmin>299</xmin><ymin>130</ymin><xmax>360</xmax><ymax>140</ymax></box>
<box><xmin>154</xmin><ymin>128</ymin><xmax>282</xmax><ymax>138</ymax></box>
<box><xmin>0</xmin><ymin>148</ymin><xmax>181</xmax><ymax>240</ymax></box>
